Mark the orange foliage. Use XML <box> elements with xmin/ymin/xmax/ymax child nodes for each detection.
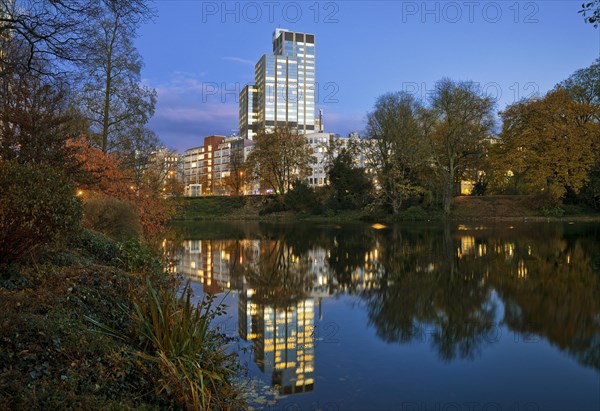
<box><xmin>67</xmin><ymin>137</ymin><xmax>174</xmax><ymax>235</ymax></box>
<box><xmin>67</xmin><ymin>137</ymin><xmax>130</xmax><ymax>196</ymax></box>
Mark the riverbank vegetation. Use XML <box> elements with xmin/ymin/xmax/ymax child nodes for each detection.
<box><xmin>0</xmin><ymin>226</ymin><xmax>245</xmax><ymax>409</ymax></box>
<box><xmin>0</xmin><ymin>160</ymin><xmax>245</xmax><ymax>408</ymax></box>
<box><xmin>1</xmin><ymin>1</ymin><xmax>244</xmax><ymax>408</ymax></box>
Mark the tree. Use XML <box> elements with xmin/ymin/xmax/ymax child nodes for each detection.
<box><xmin>0</xmin><ymin>70</ymin><xmax>74</xmax><ymax>164</ymax></box>
<box><xmin>556</xmin><ymin>58</ymin><xmax>600</xmax><ymax>117</ymax></box>
<box><xmin>365</xmin><ymin>92</ymin><xmax>430</xmax><ymax>214</ymax></box>
<box><xmin>68</xmin><ymin>137</ymin><xmax>174</xmax><ymax>235</ymax></box>
<box><xmin>580</xmin><ymin>1</ymin><xmax>600</xmax><ymax>27</ymax></box>
<box><xmin>222</xmin><ymin>147</ymin><xmax>246</xmax><ymax>195</ymax></box>
<box><xmin>496</xmin><ymin>89</ymin><xmax>600</xmax><ymax>203</ymax></box>
<box><xmin>0</xmin><ymin>35</ymin><xmax>86</xmax><ymax>172</ymax></box>
<box><xmin>427</xmin><ymin>79</ymin><xmax>496</xmax><ymax>214</ymax></box>
<box><xmin>120</xmin><ymin>126</ymin><xmax>161</xmax><ymax>191</ymax></box>
<box><xmin>328</xmin><ymin>149</ymin><xmax>373</xmax><ymax>210</ymax></box>
<box><xmin>556</xmin><ymin>58</ymin><xmax>600</xmax><ymax>208</ymax></box>
<box><xmin>67</xmin><ymin>136</ymin><xmax>131</xmax><ymax>197</ymax></box>
<box><xmin>0</xmin><ymin>0</ymin><xmax>94</xmax><ymax>77</ymax></box>
<box><xmin>245</xmin><ymin>127</ymin><xmax>313</xmax><ymax>194</ymax></box>
<box><xmin>77</xmin><ymin>0</ymin><xmax>156</xmax><ymax>153</ymax></box>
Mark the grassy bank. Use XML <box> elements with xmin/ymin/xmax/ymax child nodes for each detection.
<box><xmin>175</xmin><ymin>196</ymin><xmax>256</xmax><ymax>220</ymax></box>
<box><xmin>0</xmin><ymin>229</ymin><xmax>244</xmax><ymax>410</ymax></box>
<box><xmin>174</xmin><ymin>194</ymin><xmax>600</xmax><ymax>223</ymax></box>
<box><xmin>451</xmin><ymin>195</ymin><xmax>600</xmax><ymax>221</ymax></box>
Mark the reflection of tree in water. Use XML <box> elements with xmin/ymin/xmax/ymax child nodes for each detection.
<box><xmin>395</xmin><ymin>223</ymin><xmax>600</xmax><ymax>370</ymax></box>
<box><xmin>175</xmin><ymin>222</ymin><xmax>600</xmax><ymax>370</ymax></box>
<box><xmin>351</xmin><ymin>224</ymin><xmax>600</xmax><ymax>367</ymax></box>
<box><xmin>239</xmin><ymin>240</ymin><xmax>315</xmax><ymax>307</ymax></box>
<box><xmin>480</xmin><ymin>226</ymin><xmax>600</xmax><ymax>371</ymax></box>
<box><xmin>326</xmin><ymin>225</ymin><xmax>378</xmax><ymax>293</ymax></box>
<box><xmin>361</xmin><ymin>225</ymin><xmax>497</xmax><ymax>361</ymax></box>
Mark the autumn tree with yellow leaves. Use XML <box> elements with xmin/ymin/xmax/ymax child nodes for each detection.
<box><xmin>495</xmin><ymin>89</ymin><xmax>600</xmax><ymax>203</ymax></box>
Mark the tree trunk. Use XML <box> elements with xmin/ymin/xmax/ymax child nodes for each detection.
<box><xmin>101</xmin><ymin>18</ymin><xmax>119</xmax><ymax>153</ymax></box>
<box><xmin>443</xmin><ymin>174</ymin><xmax>453</xmax><ymax>214</ymax></box>
<box><xmin>101</xmin><ymin>71</ymin><xmax>111</xmax><ymax>153</ymax></box>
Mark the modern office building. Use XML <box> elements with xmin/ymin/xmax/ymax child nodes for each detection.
<box><xmin>240</xmin><ymin>29</ymin><xmax>316</xmax><ymax>138</ymax></box>
<box><xmin>239</xmin><ymin>84</ymin><xmax>257</xmax><ymax>140</ymax></box>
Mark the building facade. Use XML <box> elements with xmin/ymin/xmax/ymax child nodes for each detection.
<box><xmin>184</xmin><ymin>135</ymin><xmax>257</xmax><ymax>196</ymax></box>
<box><xmin>239</xmin><ymin>84</ymin><xmax>257</xmax><ymax>140</ymax></box>
<box><xmin>240</xmin><ymin>29</ymin><xmax>316</xmax><ymax>138</ymax></box>
<box><xmin>147</xmin><ymin>147</ymin><xmax>183</xmax><ymax>196</ymax></box>
<box><xmin>304</xmin><ymin>132</ymin><xmax>372</xmax><ymax>188</ymax></box>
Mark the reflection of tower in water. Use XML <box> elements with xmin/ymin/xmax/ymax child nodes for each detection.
<box><xmin>178</xmin><ymin>238</ymin><xmax>322</xmax><ymax>395</ymax></box>
<box><xmin>179</xmin><ymin>240</ymin><xmax>236</xmax><ymax>293</ymax></box>
<box><xmin>239</xmin><ymin>290</ymin><xmax>315</xmax><ymax>395</ymax></box>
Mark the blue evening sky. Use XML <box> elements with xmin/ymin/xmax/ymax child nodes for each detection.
<box><xmin>135</xmin><ymin>1</ymin><xmax>600</xmax><ymax>153</ymax></box>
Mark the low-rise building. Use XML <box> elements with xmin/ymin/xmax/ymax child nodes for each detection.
<box><xmin>184</xmin><ymin>135</ymin><xmax>225</xmax><ymax>196</ymax></box>
<box><xmin>184</xmin><ymin>135</ymin><xmax>257</xmax><ymax>196</ymax></box>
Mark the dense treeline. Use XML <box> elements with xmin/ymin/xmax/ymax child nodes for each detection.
<box><xmin>366</xmin><ymin>72</ymin><xmax>600</xmax><ymax>214</ymax></box>
<box><xmin>248</xmin><ymin>63</ymin><xmax>600</xmax><ymax>218</ymax></box>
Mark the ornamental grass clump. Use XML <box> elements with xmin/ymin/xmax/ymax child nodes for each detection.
<box><xmin>132</xmin><ymin>280</ymin><xmax>243</xmax><ymax>410</ymax></box>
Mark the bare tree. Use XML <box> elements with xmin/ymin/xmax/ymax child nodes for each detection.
<box><xmin>426</xmin><ymin>79</ymin><xmax>495</xmax><ymax>214</ymax></box>
<box><xmin>223</xmin><ymin>148</ymin><xmax>246</xmax><ymax>195</ymax></box>
<box><xmin>0</xmin><ymin>0</ymin><xmax>94</xmax><ymax>77</ymax></box>
<box><xmin>77</xmin><ymin>0</ymin><xmax>156</xmax><ymax>153</ymax></box>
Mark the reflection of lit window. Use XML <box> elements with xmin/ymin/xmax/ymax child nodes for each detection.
<box><xmin>478</xmin><ymin>244</ymin><xmax>487</xmax><ymax>257</ymax></box>
<box><xmin>505</xmin><ymin>243</ymin><xmax>515</xmax><ymax>258</ymax></box>
<box><xmin>460</xmin><ymin>236</ymin><xmax>475</xmax><ymax>255</ymax></box>
<box><xmin>517</xmin><ymin>260</ymin><xmax>527</xmax><ymax>278</ymax></box>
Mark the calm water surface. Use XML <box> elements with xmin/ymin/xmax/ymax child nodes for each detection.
<box><xmin>170</xmin><ymin>221</ymin><xmax>600</xmax><ymax>411</ymax></box>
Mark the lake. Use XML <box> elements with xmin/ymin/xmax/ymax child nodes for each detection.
<box><xmin>169</xmin><ymin>221</ymin><xmax>600</xmax><ymax>411</ymax></box>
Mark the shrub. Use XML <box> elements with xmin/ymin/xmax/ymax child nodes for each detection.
<box><xmin>131</xmin><ymin>280</ymin><xmax>243</xmax><ymax>410</ymax></box>
<box><xmin>0</xmin><ymin>161</ymin><xmax>82</xmax><ymax>265</ymax></box>
<box><xmin>258</xmin><ymin>195</ymin><xmax>287</xmax><ymax>215</ymax></box>
<box><xmin>83</xmin><ymin>193</ymin><xmax>141</xmax><ymax>242</ymax></box>
<box><xmin>74</xmin><ymin>228</ymin><xmax>121</xmax><ymax>266</ymax></box>
<box><xmin>541</xmin><ymin>207</ymin><xmax>566</xmax><ymax>217</ymax></box>
<box><xmin>399</xmin><ymin>205</ymin><xmax>430</xmax><ymax>221</ymax></box>
<box><xmin>116</xmin><ymin>238</ymin><xmax>163</xmax><ymax>273</ymax></box>
<box><xmin>284</xmin><ymin>180</ymin><xmax>322</xmax><ymax>213</ymax></box>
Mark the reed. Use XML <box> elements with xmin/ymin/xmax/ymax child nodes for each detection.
<box><xmin>132</xmin><ymin>279</ymin><xmax>243</xmax><ymax>410</ymax></box>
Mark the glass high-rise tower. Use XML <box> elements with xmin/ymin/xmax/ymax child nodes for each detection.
<box><xmin>239</xmin><ymin>29</ymin><xmax>316</xmax><ymax>138</ymax></box>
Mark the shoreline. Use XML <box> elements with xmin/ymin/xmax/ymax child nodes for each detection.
<box><xmin>173</xmin><ymin>195</ymin><xmax>600</xmax><ymax>224</ymax></box>
<box><xmin>171</xmin><ymin>213</ymin><xmax>600</xmax><ymax>223</ymax></box>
